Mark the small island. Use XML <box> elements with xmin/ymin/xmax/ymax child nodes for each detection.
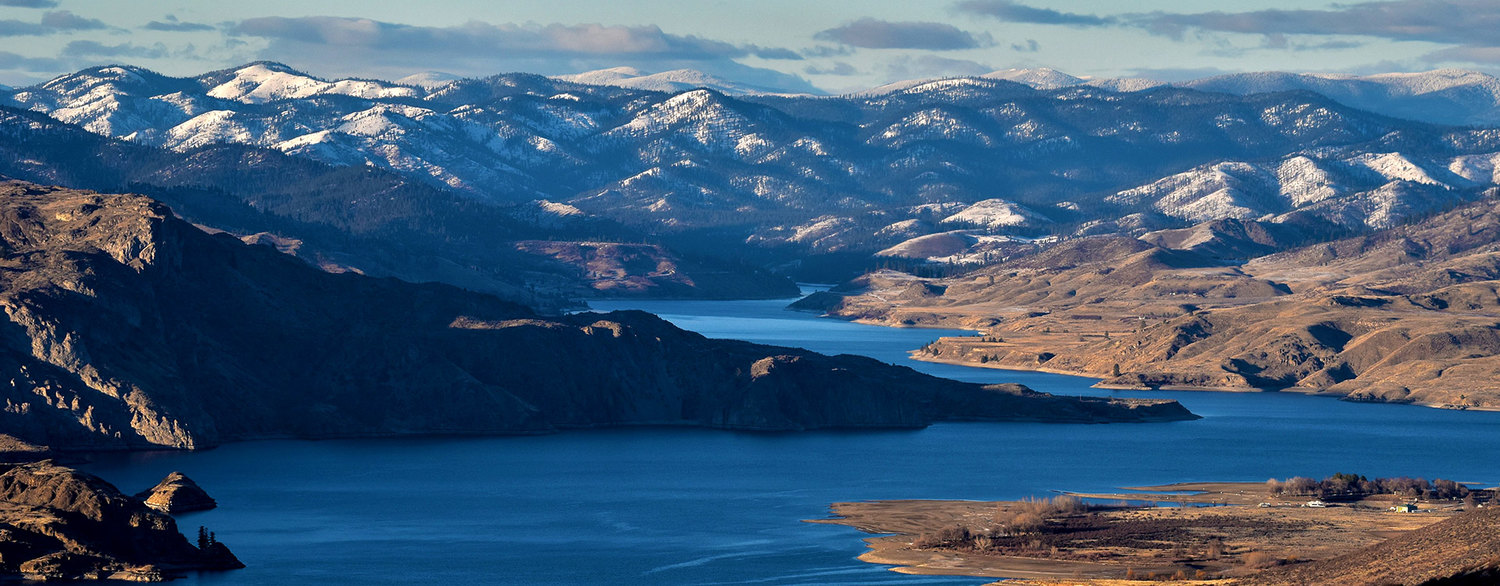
<box><xmin>812</xmin><ymin>473</ymin><xmax>1500</xmax><ymax>585</ymax></box>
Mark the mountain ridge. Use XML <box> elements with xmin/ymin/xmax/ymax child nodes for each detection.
<box><xmin>8</xmin><ymin>61</ymin><xmax>1500</xmax><ymax>289</ymax></box>
<box><xmin>0</xmin><ymin>182</ymin><xmax>1194</xmax><ymax>451</ymax></box>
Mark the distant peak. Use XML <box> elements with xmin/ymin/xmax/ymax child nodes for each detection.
<box><xmin>983</xmin><ymin>68</ymin><xmax>1085</xmax><ymax>90</ymax></box>
<box><xmin>38</xmin><ymin>64</ymin><xmax>166</xmax><ymax>90</ymax></box>
<box><xmin>240</xmin><ymin>61</ymin><xmax>304</xmax><ymax>75</ymax></box>
<box><xmin>597</xmin><ymin>66</ymin><xmax>646</xmax><ymax>76</ymax></box>
<box><xmin>397</xmin><ymin>71</ymin><xmax>462</xmax><ymax>90</ymax></box>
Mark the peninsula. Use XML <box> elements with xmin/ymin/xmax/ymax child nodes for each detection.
<box><xmin>815</xmin><ymin>474</ymin><xmax>1500</xmax><ymax>585</ymax></box>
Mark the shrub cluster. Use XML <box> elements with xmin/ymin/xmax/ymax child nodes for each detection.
<box><xmin>911</xmin><ymin>495</ymin><xmax>1092</xmax><ymax>551</ymax></box>
<box><xmin>1266</xmin><ymin>473</ymin><xmax>1470</xmax><ymax>500</ymax></box>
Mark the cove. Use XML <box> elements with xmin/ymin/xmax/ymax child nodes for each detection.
<box><xmin>80</xmin><ymin>296</ymin><xmax>1500</xmax><ymax>585</ymax></box>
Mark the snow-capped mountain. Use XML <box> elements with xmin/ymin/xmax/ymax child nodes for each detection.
<box><xmin>202</xmin><ymin>62</ymin><xmax>421</xmax><ymax>104</ymax></box>
<box><xmin>397</xmin><ymin>72</ymin><xmax>463</xmax><ymax>90</ymax></box>
<box><xmin>982</xmin><ymin>68</ymin><xmax>1084</xmax><ymax>90</ymax></box>
<box><xmin>856</xmin><ymin>67</ymin><xmax>1500</xmax><ymax>127</ymax></box>
<box><xmin>1108</xmin><ymin>152</ymin><xmax>1478</xmax><ymax>229</ymax></box>
<box><xmin>7</xmin><ymin>61</ymin><xmax>1500</xmax><ymax>259</ymax></box>
<box><xmin>1178</xmin><ymin>69</ymin><xmax>1500</xmax><ymax>127</ymax></box>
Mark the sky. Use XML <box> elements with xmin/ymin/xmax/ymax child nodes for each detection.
<box><xmin>1</xmin><ymin>0</ymin><xmax>1499</xmax><ymax>92</ymax></box>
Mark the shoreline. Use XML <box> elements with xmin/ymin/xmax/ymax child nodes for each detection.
<box><xmin>812</xmin><ymin>480</ymin><xmax>1477</xmax><ymax>584</ymax></box>
<box><xmin>807</xmin><ymin>289</ymin><xmax>1500</xmax><ymax>413</ymax></box>
<box><xmin>904</xmin><ymin>338</ymin><xmax>1500</xmax><ymax>411</ymax></box>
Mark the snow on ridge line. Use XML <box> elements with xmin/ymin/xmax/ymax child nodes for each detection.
<box><xmin>206</xmin><ymin>63</ymin><xmax>420</xmax><ymax>104</ymax></box>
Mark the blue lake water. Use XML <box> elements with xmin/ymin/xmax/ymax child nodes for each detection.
<box><xmin>82</xmin><ymin>295</ymin><xmax>1500</xmax><ymax>585</ymax></box>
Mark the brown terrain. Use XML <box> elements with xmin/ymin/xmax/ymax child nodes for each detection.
<box><xmin>815</xmin><ymin>479</ymin><xmax>1499</xmax><ymax>585</ymax></box>
<box><xmin>0</xmin><ymin>181</ymin><xmax>1194</xmax><ymax>452</ymax></box>
<box><xmin>807</xmin><ymin>194</ymin><xmax>1500</xmax><ymax>409</ymax></box>
<box><xmin>0</xmin><ymin>460</ymin><xmax>241</xmax><ymax>581</ymax></box>
<box><xmin>513</xmin><ymin>240</ymin><xmax>799</xmax><ymax>299</ymax></box>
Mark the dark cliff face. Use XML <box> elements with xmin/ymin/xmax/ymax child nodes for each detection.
<box><xmin>0</xmin><ymin>182</ymin><xmax>1195</xmax><ymax>450</ymax></box>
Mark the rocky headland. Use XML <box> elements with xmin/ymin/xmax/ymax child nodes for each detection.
<box><xmin>0</xmin><ymin>182</ymin><xmax>1194</xmax><ymax>452</ymax></box>
<box><xmin>0</xmin><ymin>460</ymin><xmax>241</xmax><ymax>581</ymax></box>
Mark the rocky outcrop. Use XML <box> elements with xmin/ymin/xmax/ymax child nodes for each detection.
<box><xmin>136</xmin><ymin>473</ymin><xmax>215</xmax><ymax>514</ymax></box>
<box><xmin>0</xmin><ymin>461</ymin><xmax>242</xmax><ymax>581</ymax></box>
<box><xmin>0</xmin><ymin>183</ymin><xmax>1194</xmax><ymax>450</ymax></box>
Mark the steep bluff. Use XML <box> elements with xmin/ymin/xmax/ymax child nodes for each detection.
<box><xmin>0</xmin><ymin>182</ymin><xmax>1195</xmax><ymax>450</ymax></box>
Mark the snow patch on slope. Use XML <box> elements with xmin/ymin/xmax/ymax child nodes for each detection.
<box><xmin>939</xmin><ymin>199</ymin><xmax>1044</xmax><ymax>228</ymax></box>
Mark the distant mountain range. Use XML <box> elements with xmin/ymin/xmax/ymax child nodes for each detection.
<box><xmin>566</xmin><ymin>65</ymin><xmax>1500</xmax><ymax>128</ymax></box>
<box><xmin>3</xmin><ymin>62</ymin><xmax>1500</xmax><ymax>285</ymax></box>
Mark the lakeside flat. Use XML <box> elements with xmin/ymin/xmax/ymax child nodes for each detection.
<box><xmin>812</xmin><ymin>481</ymin><xmax>1471</xmax><ymax>584</ymax></box>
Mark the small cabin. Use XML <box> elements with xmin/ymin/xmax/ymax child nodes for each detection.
<box><xmin>1389</xmin><ymin>503</ymin><xmax>1418</xmax><ymax>513</ymax></box>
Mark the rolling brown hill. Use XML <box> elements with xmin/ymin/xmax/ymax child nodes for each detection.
<box><xmin>811</xmin><ymin>193</ymin><xmax>1500</xmax><ymax>409</ymax></box>
<box><xmin>1244</xmin><ymin>504</ymin><xmax>1500</xmax><ymax>585</ymax></box>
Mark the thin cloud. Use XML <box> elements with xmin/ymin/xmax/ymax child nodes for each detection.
<box><xmin>1426</xmin><ymin>45</ymin><xmax>1500</xmax><ymax>64</ymax></box>
<box><xmin>231</xmin><ymin>17</ymin><xmax>749</xmax><ymax>59</ymax></box>
<box><xmin>1123</xmin><ymin>66</ymin><xmax>1231</xmax><ymax>82</ymax></box>
<box><xmin>1011</xmin><ymin>39</ymin><xmax>1039</xmax><ymax>52</ymax></box>
<box><xmin>1261</xmin><ymin>36</ymin><xmax>1365</xmax><ymax>52</ymax></box>
<box><xmin>145</xmin><ymin>15</ymin><xmax>214</xmax><ymax>32</ymax></box>
<box><xmin>805</xmin><ymin>62</ymin><xmax>858</xmax><ymax>76</ymax></box>
<box><xmin>62</xmin><ymin>40</ymin><xmax>171</xmax><ymax>59</ymax></box>
<box><xmin>0</xmin><ymin>50</ymin><xmax>65</xmax><ymax>70</ymax></box>
<box><xmin>883</xmin><ymin>54</ymin><xmax>994</xmax><ymax>80</ymax></box>
<box><xmin>1127</xmin><ymin>1</ymin><xmax>1493</xmax><ymax>44</ymax></box>
<box><xmin>39</xmin><ymin>10</ymin><xmax>107</xmax><ymax>31</ymax></box>
<box><xmin>801</xmin><ymin>45</ymin><xmax>853</xmax><ymax>58</ymax></box>
<box><xmin>1120</xmin><ymin>1</ymin><xmax>1500</xmax><ymax>64</ymax></box>
<box><xmin>0</xmin><ymin>20</ymin><xmax>49</xmax><ymax>36</ymax></box>
<box><xmin>0</xmin><ymin>10</ymin><xmax>107</xmax><ymax>36</ymax></box>
<box><xmin>814</xmin><ymin>18</ymin><xmax>992</xmax><ymax>50</ymax></box>
<box><xmin>959</xmin><ymin>0</ymin><xmax>1500</xmax><ymax>65</ymax></box>
<box><xmin>751</xmin><ymin>47</ymin><xmax>802</xmax><ymax>60</ymax></box>
<box><xmin>956</xmin><ymin>0</ymin><xmax>1112</xmax><ymax>26</ymax></box>
<box><xmin>225</xmin><ymin>16</ymin><xmax>820</xmax><ymax>93</ymax></box>
<box><xmin>0</xmin><ymin>0</ymin><xmax>57</xmax><ymax>7</ymax></box>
